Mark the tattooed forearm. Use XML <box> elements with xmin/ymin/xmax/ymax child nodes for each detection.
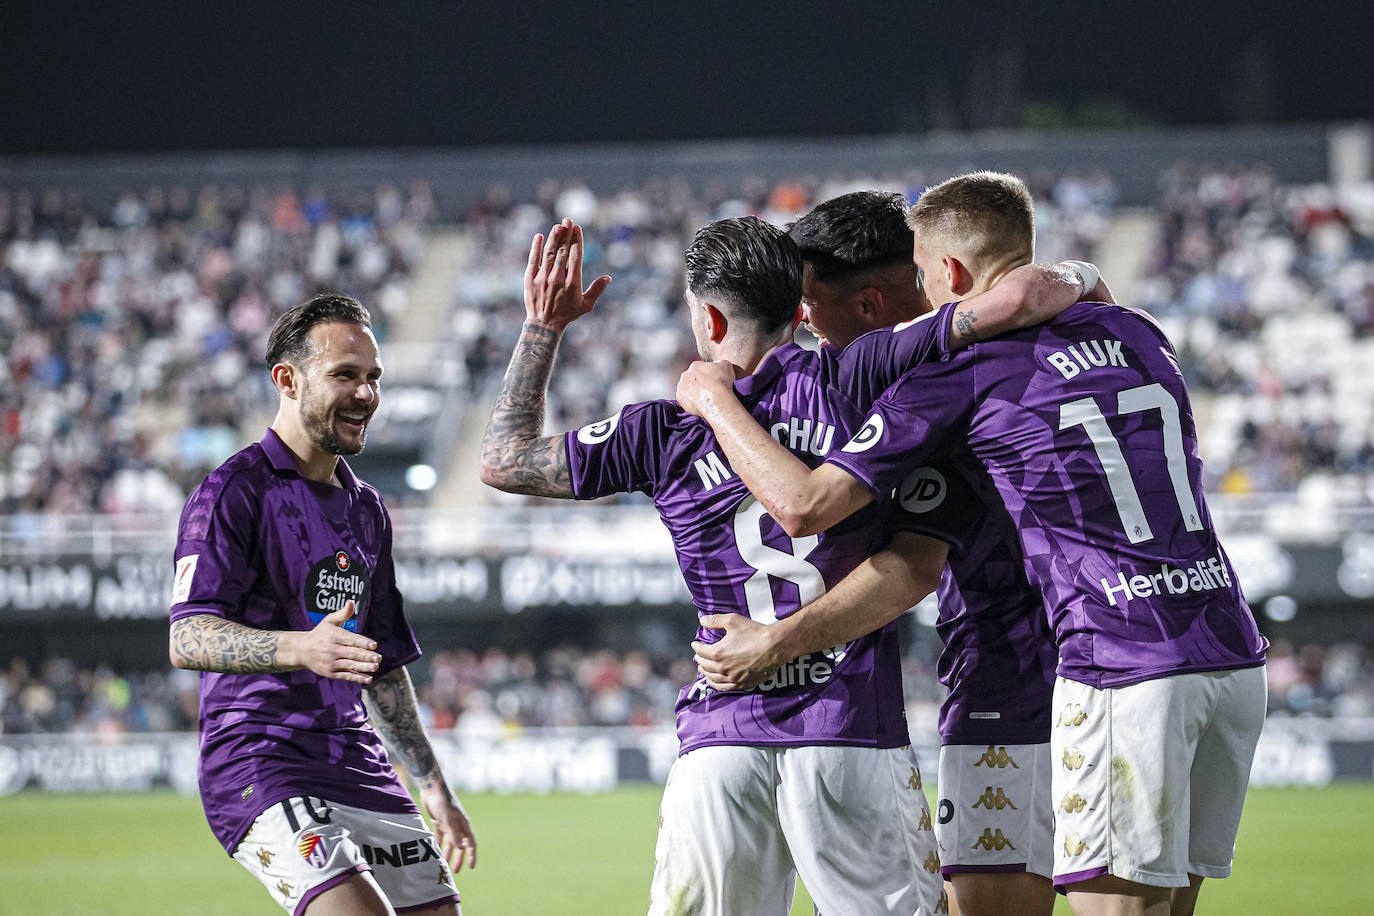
<box><xmin>951</xmin><ymin>307</ymin><xmax>980</xmax><ymax>346</ymax></box>
<box><xmin>170</xmin><ymin>614</ymin><xmax>287</xmax><ymax>673</ymax></box>
<box><xmin>478</xmin><ymin>320</ymin><xmax>575</xmax><ymax>498</ymax></box>
<box><xmin>365</xmin><ymin>667</ymin><xmax>444</xmax><ymax>790</ymax></box>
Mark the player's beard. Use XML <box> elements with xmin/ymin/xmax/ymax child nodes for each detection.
<box><xmin>299</xmin><ymin>378</ymin><xmax>368</xmax><ymax>456</ymax></box>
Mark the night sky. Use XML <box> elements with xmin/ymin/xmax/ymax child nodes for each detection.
<box><xmin>2</xmin><ymin>0</ymin><xmax>1369</xmax><ymax>155</ymax></box>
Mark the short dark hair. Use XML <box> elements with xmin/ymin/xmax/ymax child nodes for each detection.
<box><xmin>684</xmin><ymin>216</ymin><xmax>802</xmax><ymax>332</ymax></box>
<box><xmin>788</xmin><ymin>191</ymin><xmax>914</xmax><ymax>284</ymax></box>
<box><xmin>265</xmin><ymin>294</ymin><xmax>373</xmax><ymax>366</ymax></box>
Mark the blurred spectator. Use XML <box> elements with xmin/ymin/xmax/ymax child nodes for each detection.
<box><xmin>0</xmin><ymin>181</ymin><xmax>435</xmax><ymax>515</ymax></box>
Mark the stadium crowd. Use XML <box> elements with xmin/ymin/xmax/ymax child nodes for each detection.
<box><xmin>3</xmin><ymin>638</ymin><xmax>1370</xmax><ymax>738</ymax></box>
<box><xmin>1135</xmin><ymin>162</ymin><xmax>1374</xmax><ymax>495</ymax></box>
<box><xmin>449</xmin><ymin>168</ymin><xmax>1115</xmax><ymax>500</ymax></box>
<box><xmin>6</xmin><ymin>164</ymin><xmax>1374</xmax><ymax>748</ymax></box>
<box><xmin>0</xmin><ymin>181</ymin><xmax>435</xmax><ymax>517</ymax></box>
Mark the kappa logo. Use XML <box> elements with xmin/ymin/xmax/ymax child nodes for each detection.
<box><xmin>906</xmin><ymin>766</ymin><xmax>923</xmax><ymax>791</ymax></box>
<box><xmin>935</xmin><ymin>890</ymin><xmax>950</xmax><ymax>914</ymax></box>
<box><xmin>897</xmin><ymin>466</ymin><xmax>947</xmax><ymax>514</ymax></box>
<box><xmin>576</xmin><ymin>411</ymin><xmax>622</xmax><ymax>445</ymax></box>
<box><xmin>1060</xmin><ymin>792</ymin><xmax>1094</xmax><ymax>813</ymax></box>
<box><xmin>1063</xmin><ymin>833</ymin><xmax>1090</xmax><ymax>856</ymax></box>
<box><xmin>971</xmin><ymin>828</ymin><xmax>1016</xmax><ymax>851</ymax></box>
<box><xmin>840</xmin><ymin>414</ymin><xmax>884</xmax><ymax>453</ymax></box>
<box><xmin>917</xmin><ymin>808</ymin><xmax>932</xmax><ymax>831</ymax></box>
<box><xmin>298</xmin><ymin>832</ymin><xmax>330</xmax><ymax>868</ymax></box>
<box><xmin>437</xmin><ymin>865</ymin><xmax>450</xmax><ymax>886</ymax></box>
<box><xmin>1062</xmin><ymin>746</ymin><xmax>1089</xmax><ymax>771</ymax></box>
<box><xmin>1058</xmin><ymin>703</ymin><xmax>1088</xmax><ymax>727</ymax></box>
<box><xmin>973</xmin><ymin>745</ymin><xmax>1020</xmax><ymax>769</ymax></box>
<box><xmin>257</xmin><ymin>848</ymin><xmax>274</xmax><ymax>868</ymax></box>
<box><xmin>276</xmin><ymin>881</ymin><xmax>293</xmax><ymax>898</ymax></box>
<box><xmin>971</xmin><ymin>786</ymin><xmax>1017</xmax><ymax>810</ymax></box>
<box><xmin>923</xmin><ymin>850</ymin><xmax>942</xmax><ymax>874</ymax></box>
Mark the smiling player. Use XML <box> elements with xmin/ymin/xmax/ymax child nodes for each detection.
<box><xmin>170</xmin><ymin>294</ymin><xmax>476</xmax><ymax>916</ymax></box>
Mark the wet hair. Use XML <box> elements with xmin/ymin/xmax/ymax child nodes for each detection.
<box><xmin>684</xmin><ymin>216</ymin><xmax>802</xmax><ymax>332</ymax></box>
<box><xmin>265</xmin><ymin>294</ymin><xmax>373</xmax><ymax>367</ymax></box>
<box><xmin>906</xmin><ymin>171</ymin><xmax>1035</xmax><ymax>263</ymax></box>
<box><xmin>788</xmin><ymin>190</ymin><xmax>914</xmax><ymax>284</ymax></box>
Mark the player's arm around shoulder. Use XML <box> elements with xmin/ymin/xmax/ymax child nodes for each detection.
<box><xmin>693</xmin><ymin>530</ymin><xmax>947</xmax><ymax>691</ymax></box>
<box><xmin>364</xmin><ymin>665</ymin><xmax>478</xmax><ymax>873</ymax></box>
<box><xmin>945</xmin><ymin>260</ymin><xmax>1103</xmax><ymax>348</ymax></box>
<box><xmin>676</xmin><ymin>361</ymin><xmax>871</xmax><ymax>537</ymax></box>
<box><xmin>478</xmin><ymin>218</ymin><xmax>611</xmax><ymax>498</ymax></box>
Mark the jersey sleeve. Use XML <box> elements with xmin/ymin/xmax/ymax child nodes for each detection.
<box><xmin>169</xmin><ymin>471</ymin><xmax>260</xmax><ymax>623</ymax></box>
<box><xmin>363</xmin><ymin>504</ymin><xmax>421</xmax><ymax>677</ymax></box>
<box><xmin>564</xmin><ymin>400</ymin><xmax>669</xmax><ymax>499</ymax></box>
<box><xmin>884</xmin><ymin>459</ymin><xmax>979</xmax><ymax>555</ymax></box>
<box><xmin>826</xmin><ymin>356</ymin><xmax>977</xmax><ymax>502</ymax></box>
<box><xmin>834</xmin><ymin>301</ymin><xmax>957</xmax><ymax>407</ymax></box>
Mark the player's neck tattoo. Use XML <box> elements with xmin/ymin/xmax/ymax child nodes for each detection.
<box><xmin>479</xmin><ymin>320</ymin><xmax>574</xmax><ymax>498</ymax></box>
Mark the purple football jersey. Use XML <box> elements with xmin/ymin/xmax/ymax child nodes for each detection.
<box><xmin>565</xmin><ymin>339</ymin><xmax>959</xmax><ymax>753</ymax></box>
<box><xmin>895</xmin><ymin>457</ymin><xmax>1056</xmax><ymax>745</ymax></box>
<box><xmin>170</xmin><ymin>429</ymin><xmax>420</xmax><ymax>853</ymax></box>
<box><xmin>828</xmin><ymin>301</ymin><xmax>1268</xmax><ymax>688</ymax></box>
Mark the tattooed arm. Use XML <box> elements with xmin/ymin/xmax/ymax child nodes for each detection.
<box><xmin>478</xmin><ymin>320</ymin><xmax>576</xmax><ymax>497</ymax></box>
<box><xmin>479</xmin><ymin>218</ymin><xmax>611</xmax><ymax>498</ymax></box>
<box><xmin>944</xmin><ymin>261</ymin><xmax>1100</xmax><ymax>348</ymax></box>
<box><xmin>365</xmin><ymin>666</ymin><xmax>478</xmax><ymax>872</ymax></box>
<box><xmin>169</xmin><ymin>601</ymin><xmax>380</xmax><ymax>683</ymax></box>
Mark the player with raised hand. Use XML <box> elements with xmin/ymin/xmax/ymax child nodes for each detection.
<box><xmin>481</xmin><ymin>211</ymin><xmax>1092</xmax><ymax>915</ymax></box>
<box><xmin>676</xmin><ymin>171</ymin><xmax>1267</xmax><ymax>916</ymax></box>
<box><xmin>170</xmin><ymin>294</ymin><xmax>475</xmax><ymax>916</ymax></box>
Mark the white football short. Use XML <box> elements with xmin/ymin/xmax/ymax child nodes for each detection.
<box><xmin>231</xmin><ymin>795</ymin><xmax>460</xmax><ymax>915</ymax></box>
<box><xmin>648</xmin><ymin>744</ymin><xmax>947</xmax><ymax>916</ymax></box>
<box><xmin>935</xmin><ymin>742</ymin><xmax>1053</xmax><ymax>879</ymax></box>
<box><xmin>1050</xmin><ymin>666</ymin><xmax>1267</xmax><ymax>889</ymax></box>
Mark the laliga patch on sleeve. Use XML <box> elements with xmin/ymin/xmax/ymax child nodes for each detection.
<box><xmin>172</xmin><ymin>554</ymin><xmax>199</xmax><ymax>604</ymax></box>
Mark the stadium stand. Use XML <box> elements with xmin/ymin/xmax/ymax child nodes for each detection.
<box><xmin>0</xmin><ymin>181</ymin><xmax>436</xmax><ymax>516</ymax></box>
<box><xmin>4</xmin><ymin>153</ymin><xmax>1374</xmax><ymax>755</ymax></box>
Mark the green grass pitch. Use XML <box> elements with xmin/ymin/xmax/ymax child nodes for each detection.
<box><xmin>1</xmin><ymin>784</ymin><xmax>1370</xmax><ymax>914</ymax></box>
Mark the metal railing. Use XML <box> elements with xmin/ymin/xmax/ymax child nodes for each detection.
<box><xmin>3</xmin><ymin>491</ymin><xmax>1374</xmax><ymax>564</ymax></box>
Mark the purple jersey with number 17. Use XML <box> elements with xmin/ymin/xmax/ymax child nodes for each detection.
<box><xmin>827</xmin><ymin>301</ymin><xmax>1267</xmax><ymax>688</ymax></box>
<box><xmin>563</xmin><ymin>311</ymin><xmax>955</xmax><ymax>754</ymax></box>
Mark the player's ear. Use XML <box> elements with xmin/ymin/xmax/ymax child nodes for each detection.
<box><xmin>791</xmin><ymin>302</ymin><xmax>804</xmax><ymax>331</ymax></box>
<box><xmin>271</xmin><ymin>362</ymin><xmax>299</xmax><ymax>399</ymax></box>
<box><xmin>857</xmin><ymin>286</ymin><xmax>882</xmax><ymax>319</ymax></box>
<box><xmin>945</xmin><ymin>255</ymin><xmax>974</xmax><ymax>297</ymax></box>
<box><xmin>705</xmin><ymin>303</ymin><xmax>728</xmax><ymax>343</ymax></box>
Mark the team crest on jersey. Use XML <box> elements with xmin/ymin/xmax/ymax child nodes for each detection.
<box><xmin>305</xmin><ymin>549</ymin><xmax>369</xmax><ymax>631</ymax></box>
<box><xmin>298</xmin><ymin>831</ymin><xmax>329</xmax><ymax>868</ymax></box>
<box><xmin>841</xmin><ymin>415</ymin><xmax>884</xmax><ymax>453</ymax></box>
<box><xmin>577</xmin><ymin>411</ymin><xmax>621</xmax><ymax>445</ymax></box>
<box><xmin>897</xmin><ymin>467</ymin><xmax>947</xmax><ymax>513</ymax></box>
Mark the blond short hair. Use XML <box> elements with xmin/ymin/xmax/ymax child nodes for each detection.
<box><xmin>906</xmin><ymin>171</ymin><xmax>1034</xmax><ymax>265</ymax></box>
